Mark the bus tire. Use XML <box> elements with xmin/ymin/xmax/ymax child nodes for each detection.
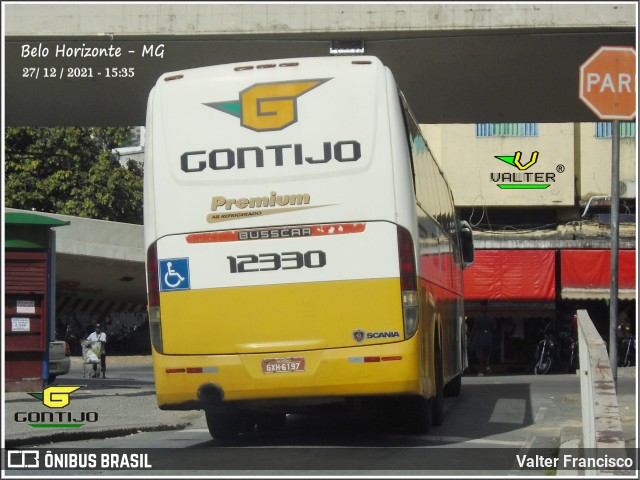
<box><xmin>443</xmin><ymin>374</ymin><xmax>462</xmax><ymax>397</ymax></box>
<box><xmin>431</xmin><ymin>345</ymin><xmax>445</xmax><ymax>426</ymax></box>
<box><xmin>205</xmin><ymin>410</ymin><xmax>243</xmax><ymax>440</ymax></box>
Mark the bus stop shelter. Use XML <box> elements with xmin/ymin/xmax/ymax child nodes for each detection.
<box><xmin>5</xmin><ymin>211</ymin><xmax>69</xmax><ymax>391</ymax></box>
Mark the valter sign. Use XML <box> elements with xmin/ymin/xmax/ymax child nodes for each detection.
<box><xmin>579</xmin><ymin>46</ymin><xmax>636</xmax><ymax>120</ymax></box>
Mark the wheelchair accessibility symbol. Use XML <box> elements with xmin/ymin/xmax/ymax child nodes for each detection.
<box><xmin>159</xmin><ymin>258</ymin><xmax>191</xmax><ymax>291</ymax></box>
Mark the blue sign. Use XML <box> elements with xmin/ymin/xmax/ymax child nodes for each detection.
<box><xmin>159</xmin><ymin>258</ymin><xmax>191</xmax><ymax>291</ymax></box>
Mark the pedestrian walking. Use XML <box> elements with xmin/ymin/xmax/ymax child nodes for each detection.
<box><xmin>469</xmin><ymin>300</ymin><xmax>496</xmax><ymax>376</ymax></box>
<box><xmin>87</xmin><ymin>323</ymin><xmax>107</xmax><ymax>378</ymax></box>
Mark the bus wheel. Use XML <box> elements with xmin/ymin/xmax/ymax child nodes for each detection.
<box><xmin>431</xmin><ymin>346</ymin><xmax>445</xmax><ymax>426</ymax></box>
<box><xmin>443</xmin><ymin>374</ymin><xmax>462</xmax><ymax>397</ymax></box>
<box><xmin>205</xmin><ymin>410</ymin><xmax>243</xmax><ymax>440</ymax></box>
<box><xmin>256</xmin><ymin>413</ymin><xmax>287</xmax><ymax>433</ymax></box>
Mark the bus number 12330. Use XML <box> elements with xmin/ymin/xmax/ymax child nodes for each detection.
<box><xmin>227</xmin><ymin>250</ymin><xmax>327</xmax><ymax>273</ymax></box>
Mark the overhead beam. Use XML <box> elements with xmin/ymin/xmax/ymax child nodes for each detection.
<box><xmin>5</xmin><ymin>30</ymin><xmax>635</xmax><ymax>126</ymax></box>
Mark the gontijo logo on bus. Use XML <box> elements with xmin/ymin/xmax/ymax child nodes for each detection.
<box><xmin>205</xmin><ymin>79</ymin><xmax>331</xmax><ymax>131</ymax></box>
<box><xmin>181</xmin><ymin>77</ymin><xmax>361</xmax><ymax>173</ymax></box>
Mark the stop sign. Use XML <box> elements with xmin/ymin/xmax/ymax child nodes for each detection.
<box><xmin>579</xmin><ymin>46</ymin><xmax>636</xmax><ymax>120</ymax></box>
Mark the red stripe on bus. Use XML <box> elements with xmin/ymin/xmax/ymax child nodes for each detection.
<box><xmin>185</xmin><ymin>223</ymin><xmax>366</xmax><ymax>243</ymax></box>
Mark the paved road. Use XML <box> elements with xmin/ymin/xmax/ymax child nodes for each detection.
<box><xmin>4</xmin><ymin>359</ymin><xmax>636</xmax><ymax>476</ymax></box>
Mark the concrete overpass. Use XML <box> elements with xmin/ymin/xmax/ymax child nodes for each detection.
<box><xmin>4</xmin><ymin>3</ymin><xmax>637</xmax><ymax>126</ymax></box>
<box><xmin>5</xmin><ymin>208</ymin><xmax>147</xmax><ymax>350</ymax></box>
<box><xmin>5</xmin><ymin>208</ymin><xmax>145</xmax><ymax>302</ymax></box>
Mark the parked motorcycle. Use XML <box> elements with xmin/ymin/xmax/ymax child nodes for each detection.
<box><xmin>618</xmin><ymin>335</ymin><xmax>636</xmax><ymax>367</ymax></box>
<box><xmin>533</xmin><ymin>320</ymin><xmax>578</xmax><ymax>375</ymax></box>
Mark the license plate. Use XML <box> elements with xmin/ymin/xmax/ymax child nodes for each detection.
<box><xmin>261</xmin><ymin>357</ymin><xmax>305</xmax><ymax>374</ymax></box>
<box><xmin>50</xmin><ymin>363</ymin><xmax>58</xmax><ymax>369</ymax></box>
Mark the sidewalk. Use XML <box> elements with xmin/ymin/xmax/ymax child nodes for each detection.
<box><xmin>557</xmin><ymin>366</ymin><xmax>637</xmax><ymax>476</ymax></box>
<box><xmin>3</xmin><ymin>356</ymin><xmax>202</xmax><ymax>448</ymax></box>
<box><xmin>558</xmin><ymin>366</ymin><xmax>637</xmax><ymax>447</ymax></box>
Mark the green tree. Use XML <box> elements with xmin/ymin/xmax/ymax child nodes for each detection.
<box><xmin>4</xmin><ymin>127</ymin><xmax>143</xmax><ymax>224</ymax></box>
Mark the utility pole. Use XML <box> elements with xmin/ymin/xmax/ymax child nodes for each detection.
<box><xmin>579</xmin><ymin>47</ymin><xmax>636</xmax><ymax>388</ymax></box>
<box><xmin>609</xmin><ymin>120</ymin><xmax>619</xmax><ymax>387</ymax></box>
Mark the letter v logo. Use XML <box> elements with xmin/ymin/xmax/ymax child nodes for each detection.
<box><xmin>494</xmin><ymin>151</ymin><xmax>539</xmax><ymax>170</ymax></box>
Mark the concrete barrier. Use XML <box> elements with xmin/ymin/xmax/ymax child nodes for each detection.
<box><xmin>576</xmin><ymin>309</ymin><xmax>628</xmax><ymax>476</ymax></box>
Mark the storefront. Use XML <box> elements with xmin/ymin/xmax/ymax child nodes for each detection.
<box><xmin>559</xmin><ymin>249</ymin><xmax>636</xmax><ymax>342</ymax></box>
<box><xmin>463</xmin><ymin>249</ymin><xmax>556</xmax><ymax>370</ymax></box>
<box><xmin>462</xmin><ymin>248</ymin><xmax>636</xmax><ymax>371</ymax></box>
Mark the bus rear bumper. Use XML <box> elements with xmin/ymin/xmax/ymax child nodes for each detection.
<box><xmin>152</xmin><ymin>339</ymin><xmax>425</xmax><ymax>411</ymax></box>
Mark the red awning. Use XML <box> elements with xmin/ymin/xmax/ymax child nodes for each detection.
<box><xmin>463</xmin><ymin>250</ymin><xmax>556</xmax><ymax>301</ymax></box>
<box><xmin>560</xmin><ymin>249</ymin><xmax>637</xmax><ymax>300</ymax></box>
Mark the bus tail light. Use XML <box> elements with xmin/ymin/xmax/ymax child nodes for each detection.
<box><xmin>146</xmin><ymin>242</ymin><xmax>163</xmax><ymax>354</ymax></box>
<box><xmin>397</xmin><ymin>226</ymin><xmax>419</xmax><ymax>339</ymax></box>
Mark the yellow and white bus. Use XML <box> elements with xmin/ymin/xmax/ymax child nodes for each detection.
<box><xmin>144</xmin><ymin>56</ymin><xmax>474</xmax><ymax>439</ymax></box>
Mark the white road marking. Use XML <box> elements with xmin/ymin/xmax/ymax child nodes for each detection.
<box><xmin>534</xmin><ymin>406</ymin><xmax>547</xmax><ymax>423</ymax></box>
